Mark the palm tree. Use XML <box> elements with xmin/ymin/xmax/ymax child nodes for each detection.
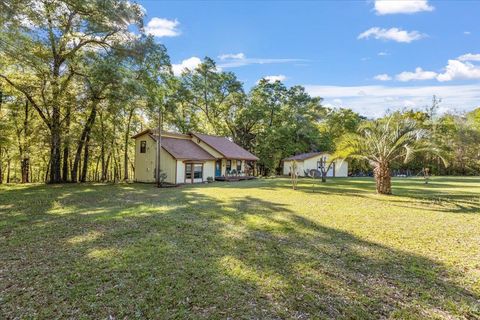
<box><xmin>333</xmin><ymin>116</ymin><xmax>445</xmax><ymax>195</ymax></box>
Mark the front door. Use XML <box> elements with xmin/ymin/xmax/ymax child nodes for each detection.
<box><xmin>215</xmin><ymin>160</ymin><xmax>221</xmax><ymax>177</ymax></box>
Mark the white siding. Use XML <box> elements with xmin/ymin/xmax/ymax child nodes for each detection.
<box><xmin>283</xmin><ymin>154</ymin><xmax>348</xmax><ymax>177</ymax></box>
<box><xmin>176</xmin><ymin>160</ymin><xmax>215</xmax><ymax>184</ymax></box>
<box><xmin>176</xmin><ymin>161</ymin><xmax>185</xmax><ymax>184</ymax></box>
<box><xmin>204</xmin><ymin>161</ymin><xmax>215</xmax><ymax>181</ymax></box>
<box><xmin>283</xmin><ymin>160</ymin><xmax>304</xmax><ymax>176</ymax></box>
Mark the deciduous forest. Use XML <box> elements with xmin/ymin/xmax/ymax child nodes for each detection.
<box><xmin>1</xmin><ymin>0</ymin><xmax>479</xmax><ymax>184</ymax></box>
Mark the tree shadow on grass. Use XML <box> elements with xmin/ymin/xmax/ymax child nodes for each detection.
<box><xmin>292</xmin><ymin>177</ymin><xmax>480</xmax><ymax>214</ymax></box>
<box><xmin>0</xmin><ymin>184</ymin><xmax>479</xmax><ymax>319</ymax></box>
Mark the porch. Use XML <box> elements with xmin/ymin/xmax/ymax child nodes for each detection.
<box><xmin>214</xmin><ymin>159</ymin><xmax>257</xmax><ymax>178</ymax></box>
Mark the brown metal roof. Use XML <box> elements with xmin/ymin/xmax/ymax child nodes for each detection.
<box><xmin>283</xmin><ymin>152</ymin><xmax>325</xmax><ymax>161</ymax></box>
<box><xmin>191</xmin><ymin>133</ymin><xmax>259</xmax><ymax>161</ymax></box>
<box><xmin>155</xmin><ymin>136</ymin><xmax>216</xmax><ymax>161</ymax></box>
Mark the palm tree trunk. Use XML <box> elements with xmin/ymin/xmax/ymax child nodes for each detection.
<box><xmin>374</xmin><ymin>162</ymin><xmax>391</xmax><ymax>194</ymax></box>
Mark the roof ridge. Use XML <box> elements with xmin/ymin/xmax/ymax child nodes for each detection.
<box><xmin>191</xmin><ymin>132</ymin><xmax>230</xmax><ymax>139</ymax></box>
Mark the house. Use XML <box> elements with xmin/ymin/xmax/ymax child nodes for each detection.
<box><xmin>282</xmin><ymin>152</ymin><xmax>348</xmax><ymax>177</ymax></box>
<box><xmin>132</xmin><ymin>129</ymin><xmax>259</xmax><ymax>184</ymax></box>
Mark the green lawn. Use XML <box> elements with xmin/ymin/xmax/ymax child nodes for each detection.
<box><xmin>1</xmin><ymin>177</ymin><xmax>479</xmax><ymax>319</ymax></box>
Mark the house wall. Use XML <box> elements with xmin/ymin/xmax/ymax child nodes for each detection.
<box><xmin>191</xmin><ymin>138</ymin><xmax>223</xmax><ymax>158</ymax></box>
<box><xmin>304</xmin><ymin>155</ymin><xmax>333</xmax><ymax>177</ymax></box>
<box><xmin>335</xmin><ymin>159</ymin><xmax>349</xmax><ymax>177</ymax></box>
<box><xmin>176</xmin><ymin>161</ymin><xmax>185</xmax><ymax>184</ymax></box>
<box><xmin>134</xmin><ymin>135</ymin><xmax>155</xmax><ymax>182</ymax></box>
<box><xmin>283</xmin><ymin>154</ymin><xmax>348</xmax><ymax>177</ymax></box>
<box><xmin>204</xmin><ymin>161</ymin><xmax>215</xmax><ymax>180</ymax></box>
<box><xmin>160</xmin><ymin>149</ymin><xmax>177</xmax><ymax>184</ymax></box>
<box><xmin>283</xmin><ymin>160</ymin><xmax>304</xmax><ymax>176</ymax></box>
<box><xmin>134</xmin><ymin>135</ymin><xmax>176</xmax><ymax>184</ymax></box>
<box><xmin>176</xmin><ymin>160</ymin><xmax>215</xmax><ymax>184</ymax></box>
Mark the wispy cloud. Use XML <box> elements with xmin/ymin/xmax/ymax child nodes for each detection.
<box><xmin>218</xmin><ymin>53</ymin><xmax>245</xmax><ymax>60</ymax></box>
<box><xmin>458</xmin><ymin>53</ymin><xmax>480</xmax><ymax>62</ymax></box>
<box><xmin>358</xmin><ymin>27</ymin><xmax>425</xmax><ymax>43</ymax></box>
<box><xmin>217</xmin><ymin>53</ymin><xmax>305</xmax><ymax>68</ymax></box>
<box><xmin>374</xmin><ymin>74</ymin><xmax>392</xmax><ymax>81</ymax></box>
<box><xmin>396</xmin><ymin>67</ymin><xmax>437</xmax><ymax>82</ymax></box>
<box><xmin>378</xmin><ymin>51</ymin><xmax>389</xmax><ymax>56</ymax></box>
<box><xmin>145</xmin><ymin>17</ymin><xmax>181</xmax><ymax>37</ymax></box>
<box><xmin>374</xmin><ymin>0</ymin><xmax>434</xmax><ymax>15</ymax></box>
<box><xmin>305</xmin><ymin>84</ymin><xmax>480</xmax><ymax>117</ymax></box>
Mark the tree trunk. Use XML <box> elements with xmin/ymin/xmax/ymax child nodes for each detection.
<box><xmin>104</xmin><ymin>153</ymin><xmax>111</xmax><ymax>182</ymax></box>
<box><xmin>49</xmin><ymin>104</ymin><xmax>62</xmax><ymax>183</ymax></box>
<box><xmin>71</xmin><ymin>104</ymin><xmax>97</xmax><ymax>182</ymax></box>
<box><xmin>80</xmin><ymin>134</ymin><xmax>90</xmax><ymax>182</ymax></box>
<box><xmin>374</xmin><ymin>162</ymin><xmax>391</xmax><ymax>195</ymax></box>
<box><xmin>0</xmin><ymin>148</ymin><xmax>3</xmax><ymax>184</ymax></box>
<box><xmin>62</xmin><ymin>105</ymin><xmax>71</xmax><ymax>182</ymax></box>
<box><xmin>124</xmin><ymin>108</ymin><xmax>134</xmax><ymax>180</ymax></box>
<box><xmin>21</xmin><ymin>157</ymin><xmax>29</xmax><ymax>183</ymax></box>
<box><xmin>6</xmin><ymin>158</ymin><xmax>11</xmax><ymax>183</ymax></box>
<box><xmin>20</xmin><ymin>99</ymin><xmax>30</xmax><ymax>183</ymax></box>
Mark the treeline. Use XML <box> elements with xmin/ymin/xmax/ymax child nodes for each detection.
<box><xmin>1</xmin><ymin>1</ymin><xmax>479</xmax><ymax>184</ymax></box>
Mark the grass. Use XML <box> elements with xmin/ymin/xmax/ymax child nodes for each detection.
<box><xmin>1</xmin><ymin>177</ymin><xmax>479</xmax><ymax>319</ymax></box>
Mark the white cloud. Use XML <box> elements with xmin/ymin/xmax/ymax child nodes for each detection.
<box><xmin>259</xmin><ymin>75</ymin><xmax>287</xmax><ymax>83</ymax></box>
<box><xmin>458</xmin><ymin>53</ymin><xmax>480</xmax><ymax>62</ymax></box>
<box><xmin>464</xmin><ymin>31</ymin><xmax>471</xmax><ymax>35</ymax></box>
<box><xmin>396</xmin><ymin>67</ymin><xmax>438</xmax><ymax>81</ymax></box>
<box><xmin>217</xmin><ymin>53</ymin><xmax>304</xmax><ymax>68</ymax></box>
<box><xmin>145</xmin><ymin>17</ymin><xmax>180</xmax><ymax>37</ymax></box>
<box><xmin>374</xmin><ymin>74</ymin><xmax>392</xmax><ymax>81</ymax></box>
<box><xmin>385</xmin><ymin>54</ymin><xmax>480</xmax><ymax>83</ymax></box>
<box><xmin>171</xmin><ymin>57</ymin><xmax>202</xmax><ymax>76</ymax></box>
<box><xmin>437</xmin><ymin>60</ymin><xmax>480</xmax><ymax>82</ymax></box>
<box><xmin>378</xmin><ymin>51</ymin><xmax>389</xmax><ymax>56</ymax></box>
<box><xmin>374</xmin><ymin>0</ymin><xmax>434</xmax><ymax>15</ymax></box>
<box><xmin>358</xmin><ymin>27</ymin><xmax>425</xmax><ymax>43</ymax></box>
<box><xmin>304</xmin><ymin>84</ymin><xmax>480</xmax><ymax>117</ymax></box>
<box><xmin>218</xmin><ymin>53</ymin><xmax>245</xmax><ymax>60</ymax></box>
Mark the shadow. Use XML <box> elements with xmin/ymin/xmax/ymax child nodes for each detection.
<box><xmin>1</xmin><ymin>181</ymin><xmax>479</xmax><ymax>319</ymax></box>
<box><xmin>291</xmin><ymin>176</ymin><xmax>480</xmax><ymax>214</ymax></box>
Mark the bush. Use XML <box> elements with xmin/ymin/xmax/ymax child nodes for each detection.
<box><xmin>207</xmin><ymin>176</ymin><xmax>214</xmax><ymax>183</ymax></box>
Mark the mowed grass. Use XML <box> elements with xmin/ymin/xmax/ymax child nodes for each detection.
<box><xmin>1</xmin><ymin>177</ymin><xmax>479</xmax><ymax>319</ymax></box>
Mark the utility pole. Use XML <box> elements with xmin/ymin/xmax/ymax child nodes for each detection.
<box><xmin>155</xmin><ymin>100</ymin><xmax>163</xmax><ymax>188</ymax></box>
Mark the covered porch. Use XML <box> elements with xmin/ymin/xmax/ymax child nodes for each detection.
<box><xmin>214</xmin><ymin>159</ymin><xmax>257</xmax><ymax>179</ymax></box>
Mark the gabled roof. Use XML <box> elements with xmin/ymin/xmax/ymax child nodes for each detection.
<box><xmin>157</xmin><ymin>137</ymin><xmax>216</xmax><ymax>161</ymax></box>
<box><xmin>191</xmin><ymin>132</ymin><xmax>259</xmax><ymax>161</ymax></box>
<box><xmin>131</xmin><ymin>129</ymin><xmax>190</xmax><ymax>139</ymax></box>
<box><xmin>283</xmin><ymin>152</ymin><xmax>325</xmax><ymax>161</ymax></box>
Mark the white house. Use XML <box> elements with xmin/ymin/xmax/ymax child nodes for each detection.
<box><xmin>282</xmin><ymin>152</ymin><xmax>348</xmax><ymax>177</ymax></box>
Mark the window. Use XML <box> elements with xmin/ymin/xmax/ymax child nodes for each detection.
<box><xmin>140</xmin><ymin>141</ymin><xmax>146</xmax><ymax>153</ymax></box>
<box><xmin>185</xmin><ymin>163</ymin><xmax>203</xmax><ymax>181</ymax></box>
<box><xmin>185</xmin><ymin>164</ymin><xmax>192</xmax><ymax>179</ymax></box>
<box><xmin>194</xmin><ymin>164</ymin><xmax>203</xmax><ymax>179</ymax></box>
<box><xmin>237</xmin><ymin>160</ymin><xmax>242</xmax><ymax>172</ymax></box>
<box><xmin>226</xmin><ymin>160</ymin><xmax>232</xmax><ymax>172</ymax></box>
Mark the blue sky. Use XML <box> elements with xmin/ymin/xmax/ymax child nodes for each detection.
<box><xmin>139</xmin><ymin>0</ymin><xmax>480</xmax><ymax>117</ymax></box>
